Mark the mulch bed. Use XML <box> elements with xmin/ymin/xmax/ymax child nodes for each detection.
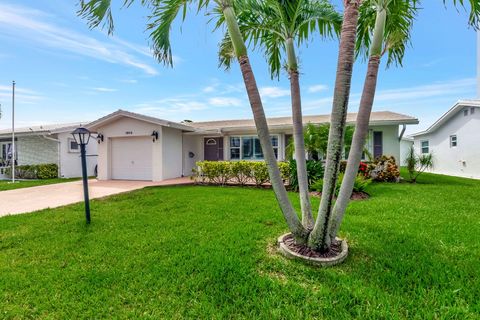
<box><xmin>309</xmin><ymin>191</ymin><xmax>369</xmax><ymax>200</ymax></box>
<box><xmin>283</xmin><ymin>233</ymin><xmax>343</xmax><ymax>259</ymax></box>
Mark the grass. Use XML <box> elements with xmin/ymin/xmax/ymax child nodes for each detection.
<box><xmin>0</xmin><ymin>178</ymin><xmax>80</xmax><ymax>191</ymax></box>
<box><xmin>1</xmin><ymin>171</ymin><xmax>479</xmax><ymax>319</ymax></box>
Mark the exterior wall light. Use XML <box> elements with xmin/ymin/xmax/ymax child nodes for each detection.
<box><xmin>97</xmin><ymin>133</ymin><xmax>104</xmax><ymax>143</ymax></box>
<box><xmin>151</xmin><ymin>130</ymin><xmax>159</xmax><ymax>142</ymax></box>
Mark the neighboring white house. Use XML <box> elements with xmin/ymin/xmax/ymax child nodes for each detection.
<box><xmin>411</xmin><ymin>100</ymin><xmax>480</xmax><ymax>179</ymax></box>
<box><xmin>400</xmin><ymin>137</ymin><xmax>414</xmax><ymax>165</ymax></box>
<box><xmin>87</xmin><ymin>109</ymin><xmax>418</xmax><ymax>181</ymax></box>
<box><xmin>0</xmin><ymin>123</ymin><xmax>97</xmax><ymax>179</ymax></box>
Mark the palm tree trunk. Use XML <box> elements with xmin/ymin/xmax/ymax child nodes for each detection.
<box><xmin>287</xmin><ymin>37</ymin><xmax>314</xmax><ymax>230</ymax></box>
<box><xmin>221</xmin><ymin>1</ymin><xmax>309</xmax><ymax>242</ymax></box>
<box><xmin>329</xmin><ymin>7</ymin><xmax>386</xmax><ymax>242</ymax></box>
<box><xmin>308</xmin><ymin>0</ymin><xmax>362</xmax><ymax>252</ymax></box>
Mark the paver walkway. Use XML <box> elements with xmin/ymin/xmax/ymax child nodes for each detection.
<box><xmin>0</xmin><ymin>177</ymin><xmax>193</xmax><ymax>217</ymax></box>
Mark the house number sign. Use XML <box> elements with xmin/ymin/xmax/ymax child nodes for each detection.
<box><xmin>125</xmin><ymin>131</ymin><xmax>133</xmax><ymax>135</ymax></box>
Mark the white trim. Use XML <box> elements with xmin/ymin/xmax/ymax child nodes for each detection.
<box><xmin>68</xmin><ymin>138</ymin><xmax>80</xmax><ymax>153</ymax></box>
<box><xmin>227</xmin><ymin>134</ymin><xmax>280</xmax><ymax>161</ymax></box>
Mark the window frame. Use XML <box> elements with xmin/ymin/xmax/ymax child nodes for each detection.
<box><xmin>463</xmin><ymin>109</ymin><xmax>469</xmax><ymax>116</ymax></box>
<box><xmin>68</xmin><ymin>138</ymin><xmax>80</xmax><ymax>153</ymax></box>
<box><xmin>421</xmin><ymin>140</ymin><xmax>429</xmax><ymax>154</ymax></box>
<box><xmin>471</xmin><ymin>107</ymin><xmax>475</xmax><ymax>115</ymax></box>
<box><xmin>229</xmin><ymin>135</ymin><xmax>280</xmax><ymax>160</ymax></box>
<box><xmin>450</xmin><ymin>135</ymin><xmax>457</xmax><ymax>148</ymax></box>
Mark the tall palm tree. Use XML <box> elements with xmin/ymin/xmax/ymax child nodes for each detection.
<box><xmin>307</xmin><ymin>0</ymin><xmax>363</xmax><ymax>252</ymax></box>
<box><xmin>217</xmin><ymin>0</ymin><xmax>342</xmax><ymax>230</ymax></box>
<box><xmin>328</xmin><ymin>0</ymin><xmax>480</xmax><ymax>244</ymax></box>
<box><xmin>78</xmin><ymin>0</ymin><xmax>310</xmax><ymax>242</ymax></box>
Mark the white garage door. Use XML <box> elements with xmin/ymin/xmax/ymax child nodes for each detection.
<box><xmin>111</xmin><ymin>137</ymin><xmax>153</xmax><ymax>180</ymax></box>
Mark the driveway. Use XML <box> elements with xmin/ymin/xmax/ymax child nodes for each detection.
<box><xmin>0</xmin><ymin>177</ymin><xmax>193</xmax><ymax>217</ymax></box>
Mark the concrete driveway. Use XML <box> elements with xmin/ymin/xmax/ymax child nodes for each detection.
<box><xmin>0</xmin><ymin>177</ymin><xmax>193</xmax><ymax>217</ymax></box>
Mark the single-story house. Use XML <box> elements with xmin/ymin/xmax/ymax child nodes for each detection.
<box><xmin>87</xmin><ymin>109</ymin><xmax>418</xmax><ymax>181</ymax></box>
<box><xmin>411</xmin><ymin>100</ymin><xmax>480</xmax><ymax>179</ymax></box>
<box><xmin>0</xmin><ymin>123</ymin><xmax>97</xmax><ymax>179</ymax></box>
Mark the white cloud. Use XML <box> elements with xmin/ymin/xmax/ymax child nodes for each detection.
<box><xmin>203</xmin><ymin>85</ymin><xmax>216</xmax><ymax>93</ymax></box>
<box><xmin>208</xmin><ymin>97</ymin><xmax>242</xmax><ymax>107</ymax></box>
<box><xmin>0</xmin><ymin>3</ymin><xmax>158</xmax><ymax>75</ymax></box>
<box><xmin>120</xmin><ymin>79</ymin><xmax>138</xmax><ymax>84</ymax></box>
<box><xmin>308</xmin><ymin>84</ymin><xmax>328</xmax><ymax>93</ymax></box>
<box><xmin>92</xmin><ymin>87</ymin><xmax>117</xmax><ymax>92</ymax></box>
<box><xmin>260</xmin><ymin>86</ymin><xmax>290</xmax><ymax>98</ymax></box>
<box><xmin>0</xmin><ymin>85</ymin><xmax>43</xmax><ymax>105</ymax></box>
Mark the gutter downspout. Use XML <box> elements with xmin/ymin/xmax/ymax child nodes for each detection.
<box><xmin>398</xmin><ymin>124</ymin><xmax>406</xmax><ymax>141</ymax></box>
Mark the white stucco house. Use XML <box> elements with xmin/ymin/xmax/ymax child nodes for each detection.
<box><xmin>0</xmin><ymin>123</ymin><xmax>97</xmax><ymax>179</ymax></box>
<box><xmin>86</xmin><ymin>109</ymin><xmax>418</xmax><ymax>181</ymax></box>
<box><xmin>411</xmin><ymin>100</ymin><xmax>480</xmax><ymax>179</ymax></box>
<box><xmin>400</xmin><ymin>137</ymin><xmax>414</xmax><ymax>165</ymax></box>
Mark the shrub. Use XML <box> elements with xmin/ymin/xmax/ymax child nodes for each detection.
<box><xmin>405</xmin><ymin>146</ymin><xmax>434</xmax><ymax>183</ymax></box>
<box><xmin>288</xmin><ymin>160</ymin><xmax>324</xmax><ymax>191</ymax></box>
<box><xmin>310</xmin><ymin>179</ymin><xmax>323</xmax><ymax>192</ymax></box>
<box><xmin>230</xmin><ymin>161</ymin><xmax>251</xmax><ymax>186</ymax></box>
<box><xmin>368</xmin><ymin>156</ymin><xmax>400</xmax><ymax>182</ymax></box>
<box><xmin>4</xmin><ymin>163</ymin><xmax>58</xmax><ymax>179</ymax></box>
<box><xmin>251</xmin><ymin>162</ymin><xmax>269</xmax><ymax>186</ymax></box>
<box><xmin>340</xmin><ymin>160</ymin><xmax>370</xmax><ymax>177</ymax></box>
<box><xmin>193</xmin><ymin>161</ymin><xmax>289</xmax><ymax>187</ymax></box>
<box><xmin>37</xmin><ymin>164</ymin><xmax>59</xmax><ymax>179</ymax></box>
<box><xmin>353</xmin><ymin>174</ymin><xmax>372</xmax><ymax>193</ymax></box>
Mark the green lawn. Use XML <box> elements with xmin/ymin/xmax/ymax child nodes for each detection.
<box><xmin>1</xmin><ymin>172</ymin><xmax>479</xmax><ymax>319</ymax></box>
<box><xmin>0</xmin><ymin>178</ymin><xmax>80</xmax><ymax>191</ymax></box>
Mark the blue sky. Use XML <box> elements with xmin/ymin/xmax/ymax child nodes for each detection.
<box><xmin>0</xmin><ymin>0</ymin><xmax>477</xmax><ymax>133</ymax></box>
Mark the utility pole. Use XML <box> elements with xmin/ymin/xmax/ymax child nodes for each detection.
<box><xmin>11</xmin><ymin>81</ymin><xmax>15</xmax><ymax>183</ymax></box>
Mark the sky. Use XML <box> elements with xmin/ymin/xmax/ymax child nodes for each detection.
<box><xmin>0</xmin><ymin>0</ymin><xmax>478</xmax><ymax>134</ymax></box>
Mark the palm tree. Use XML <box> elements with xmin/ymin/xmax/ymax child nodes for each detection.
<box><xmin>78</xmin><ymin>0</ymin><xmax>310</xmax><ymax>242</ymax></box>
<box><xmin>286</xmin><ymin>123</ymin><xmax>354</xmax><ymax>161</ymax></box>
<box><xmin>307</xmin><ymin>0</ymin><xmax>363</xmax><ymax>252</ymax></box>
<box><xmin>328</xmin><ymin>0</ymin><xmax>480</xmax><ymax>244</ymax></box>
<box><xmin>218</xmin><ymin>0</ymin><xmax>342</xmax><ymax>230</ymax></box>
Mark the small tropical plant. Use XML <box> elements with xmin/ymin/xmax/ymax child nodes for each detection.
<box><xmin>405</xmin><ymin>145</ymin><xmax>434</xmax><ymax>183</ymax></box>
<box><xmin>288</xmin><ymin>160</ymin><xmax>324</xmax><ymax>191</ymax></box>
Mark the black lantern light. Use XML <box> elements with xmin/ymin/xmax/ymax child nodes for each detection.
<box><xmin>151</xmin><ymin>130</ymin><xmax>159</xmax><ymax>142</ymax></box>
<box><xmin>97</xmin><ymin>133</ymin><xmax>104</xmax><ymax>143</ymax></box>
<box><xmin>71</xmin><ymin>127</ymin><xmax>92</xmax><ymax>224</ymax></box>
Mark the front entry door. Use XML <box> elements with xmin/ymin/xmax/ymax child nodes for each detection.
<box><xmin>373</xmin><ymin>131</ymin><xmax>383</xmax><ymax>159</ymax></box>
<box><xmin>204</xmin><ymin>137</ymin><xmax>223</xmax><ymax>161</ymax></box>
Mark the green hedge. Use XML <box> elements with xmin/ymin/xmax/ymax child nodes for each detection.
<box><xmin>4</xmin><ymin>163</ymin><xmax>58</xmax><ymax>179</ymax></box>
<box><xmin>193</xmin><ymin>161</ymin><xmax>289</xmax><ymax>186</ymax></box>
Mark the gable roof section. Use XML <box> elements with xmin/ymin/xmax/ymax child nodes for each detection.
<box><xmin>86</xmin><ymin>109</ymin><xmax>196</xmax><ymax>132</ymax></box>
<box><xmin>187</xmin><ymin>111</ymin><xmax>418</xmax><ymax>133</ymax></box>
<box><xmin>411</xmin><ymin>100</ymin><xmax>480</xmax><ymax>137</ymax></box>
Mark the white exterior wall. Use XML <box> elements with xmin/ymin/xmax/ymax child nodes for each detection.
<box><xmin>413</xmin><ymin>106</ymin><xmax>480</xmax><ymax>179</ymax></box>
<box><xmin>16</xmin><ymin>135</ymin><xmax>58</xmax><ymax>166</ymax></box>
<box><xmin>95</xmin><ymin>117</ymin><xmax>162</xmax><ymax>181</ymax></box>
<box><xmin>57</xmin><ymin>132</ymin><xmax>97</xmax><ymax>178</ymax></box>
<box><xmin>369</xmin><ymin>125</ymin><xmax>401</xmax><ymax>161</ymax></box>
<box><xmin>183</xmin><ymin>135</ymin><xmax>203</xmax><ymax>176</ymax></box>
<box><xmin>400</xmin><ymin>138</ymin><xmax>414</xmax><ymax>165</ymax></box>
<box><xmin>161</xmin><ymin>126</ymin><xmax>183</xmax><ymax>179</ymax></box>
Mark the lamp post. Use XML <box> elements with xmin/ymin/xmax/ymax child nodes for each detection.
<box><xmin>71</xmin><ymin>127</ymin><xmax>92</xmax><ymax>224</ymax></box>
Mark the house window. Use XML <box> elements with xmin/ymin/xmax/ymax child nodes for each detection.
<box><xmin>68</xmin><ymin>138</ymin><xmax>80</xmax><ymax>153</ymax></box>
<box><xmin>421</xmin><ymin>140</ymin><xmax>429</xmax><ymax>154</ymax></box>
<box><xmin>450</xmin><ymin>135</ymin><xmax>457</xmax><ymax>148</ymax></box>
<box><xmin>471</xmin><ymin>107</ymin><xmax>475</xmax><ymax>115</ymax></box>
<box><xmin>464</xmin><ymin>109</ymin><xmax>469</xmax><ymax>116</ymax></box>
<box><xmin>229</xmin><ymin>136</ymin><xmax>279</xmax><ymax>160</ymax></box>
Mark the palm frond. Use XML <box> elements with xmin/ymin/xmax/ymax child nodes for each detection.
<box><xmin>356</xmin><ymin>0</ymin><xmax>418</xmax><ymax>67</ymax></box>
<box><xmin>446</xmin><ymin>0</ymin><xmax>480</xmax><ymax>29</ymax></box>
<box><xmin>148</xmin><ymin>0</ymin><xmax>211</xmax><ymax>66</ymax></box>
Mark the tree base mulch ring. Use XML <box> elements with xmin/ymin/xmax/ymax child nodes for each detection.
<box><xmin>277</xmin><ymin>233</ymin><xmax>348</xmax><ymax>267</ymax></box>
<box><xmin>309</xmin><ymin>191</ymin><xmax>369</xmax><ymax>200</ymax></box>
